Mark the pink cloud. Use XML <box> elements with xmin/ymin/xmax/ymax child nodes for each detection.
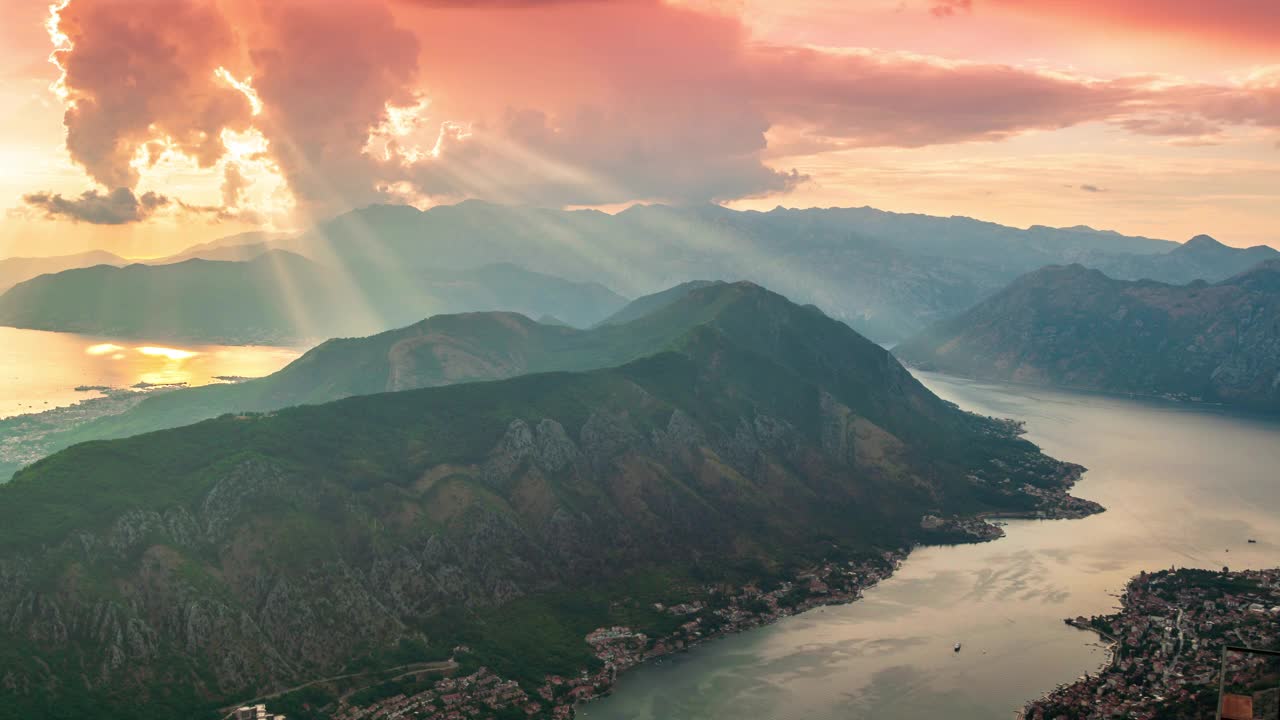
<box><xmin>746</xmin><ymin>47</ymin><xmax>1148</xmax><ymax>147</ymax></box>
<box><xmin>55</xmin><ymin>0</ymin><xmax>253</xmax><ymax>189</ymax></box>
<box><xmin>987</xmin><ymin>0</ymin><xmax>1280</xmax><ymax>53</ymax></box>
<box><xmin>29</xmin><ymin>0</ymin><xmax>1280</xmax><ymax>222</ymax></box>
<box><xmin>246</xmin><ymin>1</ymin><xmax>420</xmax><ymax>213</ymax></box>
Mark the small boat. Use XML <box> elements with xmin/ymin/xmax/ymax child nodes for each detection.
<box><xmin>954</xmin><ymin>642</ymin><xmax>962</xmax><ymax>652</ymax></box>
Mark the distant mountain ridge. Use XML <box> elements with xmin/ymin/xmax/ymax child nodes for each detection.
<box><xmin>0</xmin><ymin>250</ymin><xmax>127</xmax><ymax>293</ymax></box>
<box><xmin>0</xmin><ymin>252</ymin><xmax>630</xmax><ymax>344</ymax></box>
<box><xmin>1081</xmin><ymin>233</ymin><xmax>1279</xmax><ymax>285</ymax></box>
<box><xmin>169</xmin><ymin>201</ymin><xmax>1185</xmax><ymax>342</ymax></box>
<box><xmin>0</xmin><ymin>280</ymin><xmax>1091</xmax><ymax>719</ymax></box>
<box><xmin>894</xmin><ymin>260</ymin><xmax>1280</xmax><ymax>411</ymax></box>
<box><xmin>12</xmin><ymin>202</ymin><xmax>1271</xmax><ymax>344</ymax></box>
<box><xmin>0</xmin><ymin>251</ymin><xmax>347</xmax><ymax>344</ymax></box>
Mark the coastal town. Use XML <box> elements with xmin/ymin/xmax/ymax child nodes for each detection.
<box><xmin>319</xmin><ymin>550</ymin><xmax>910</xmax><ymax>720</ymax></box>
<box><xmin>231</xmin><ymin>483</ymin><xmax>1102</xmax><ymax>720</ymax></box>
<box><xmin>1023</xmin><ymin>567</ymin><xmax>1280</xmax><ymax>719</ymax></box>
<box><xmin>0</xmin><ymin>389</ymin><xmax>151</xmax><ymax>475</ymax></box>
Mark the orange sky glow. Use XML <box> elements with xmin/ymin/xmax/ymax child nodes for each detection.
<box><xmin>0</xmin><ymin>0</ymin><xmax>1277</xmax><ymax>258</ymax></box>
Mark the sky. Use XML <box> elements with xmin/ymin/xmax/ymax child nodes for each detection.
<box><xmin>0</xmin><ymin>0</ymin><xmax>1277</xmax><ymax>258</ymax></box>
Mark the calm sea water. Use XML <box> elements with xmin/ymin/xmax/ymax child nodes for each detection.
<box><xmin>0</xmin><ymin>326</ymin><xmax>304</xmax><ymax>418</ymax></box>
<box><xmin>584</xmin><ymin>372</ymin><xmax>1280</xmax><ymax>720</ymax></box>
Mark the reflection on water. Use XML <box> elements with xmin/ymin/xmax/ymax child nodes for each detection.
<box><xmin>584</xmin><ymin>372</ymin><xmax>1280</xmax><ymax>720</ymax></box>
<box><xmin>136</xmin><ymin>346</ymin><xmax>201</xmax><ymax>361</ymax></box>
<box><xmin>0</xmin><ymin>326</ymin><xmax>305</xmax><ymax>418</ymax></box>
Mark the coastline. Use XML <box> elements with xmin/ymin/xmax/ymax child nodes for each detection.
<box><xmin>0</xmin><ymin>384</ymin><xmax>200</xmax><ymax>481</ymax></box>
<box><xmin>329</xmin><ymin>464</ymin><xmax>1106</xmax><ymax>720</ymax></box>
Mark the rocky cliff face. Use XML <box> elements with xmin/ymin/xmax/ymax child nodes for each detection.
<box><xmin>894</xmin><ymin>261</ymin><xmax>1280</xmax><ymax>410</ymax></box>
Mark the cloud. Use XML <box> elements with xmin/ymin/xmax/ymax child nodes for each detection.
<box><xmin>53</xmin><ymin>0</ymin><xmax>254</xmax><ymax>190</ymax></box>
<box><xmin>929</xmin><ymin>0</ymin><xmax>972</xmax><ymax>18</ymax></box>
<box><xmin>1079</xmin><ymin>184</ymin><xmax>1105</xmax><ymax>193</ymax></box>
<box><xmin>745</xmin><ymin>47</ymin><xmax>1148</xmax><ymax>148</ymax></box>
<box><xmin>246</xmin><ymin>1</ymin><xmax>421</xmax><ymax>215</ymax></box>
<box><xmin>23</xmin><ymin>187</ymin><xmax>169</xmax><ymax>224</ymax></box>
<box><xmin>1118</xmin><ymin>114</ymin><xmax>1222</xmax><ymax>137</ymax></box>
<box><xmin>221</xmin><ymin>163</ymin><xmax>249</xmax><ymax>208</ymax></box>
<box><xmin>984</xmin><ymin>0</ymin><xmax>1280</xmax><ymax>53</ymax></box>
<box><xmin>33</xmin><ymin>0</ymin><xmax>1280</xmax><ymax>220</ymax></box>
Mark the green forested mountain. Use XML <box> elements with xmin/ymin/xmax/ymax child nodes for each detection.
<box><xmin>4</xmin><ymin>282</ymin><xmax>730</xmax><ymax>469</ymax></box>
<box><xmin>595</xmin><ymin>280</ymin><xmax>719</xmax><ymax>326</ymax></box>
<box><xmin>894</xmin><ymin>261</ymin><xmax>1280</xmax><ymax>411</ymax></box>
<box><xmin>0</xmin><ymin>282</ymin><xmax>1088</xmax><ymax>719</ymax></box>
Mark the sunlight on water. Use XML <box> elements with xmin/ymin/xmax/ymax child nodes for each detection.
<box><xmin>135</xmin><ymin>346</ymin><xmax>200</xmax><ymax>361</ymax></box>
<box><xmin>0</xmin><ymin>327</ymin><xmax>306</xmax><ymax>418</ymax></box>
<box><xmin>85</xmin><ymin>343</ymin><xmax>125</xmax><ymax>356</ymax></box>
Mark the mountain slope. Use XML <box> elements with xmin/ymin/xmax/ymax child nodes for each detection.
<box><xmin>0</xmin><ymin>250</ymin><xmax>127</xmax><ymax>293</ymax></box>
<box><xmin>0</xmin><ymin>282</ymin><xmax>1090</xmax><ymax>719</ymax></box>
<box><xmin>596</xmin><ymin>280</ymin><xmax>720</xmax><ymax>326</ymax></box>
<box><xmin>894</xmin><ymin>261</ymin><xmax>1280</xmax><ymax>410</ymax></box>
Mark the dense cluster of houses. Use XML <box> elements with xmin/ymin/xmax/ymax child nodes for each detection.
<box><xmin>1024</xmin><ymin>567</ymin><xmax>1280</xmax><ymax>719</ymax></box>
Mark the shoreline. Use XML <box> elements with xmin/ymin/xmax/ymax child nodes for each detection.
<box><xmin>329</xmin><ymin>464</ymin><xmax>1105</xmax><ymax>720</ymax></box>
<box><xmin>0</xmin><ymin>386</ymin><xmax>181</xmax><ymax>481</ymax></box>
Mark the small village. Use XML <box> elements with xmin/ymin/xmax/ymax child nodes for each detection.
<box><xmin>324</xmin><ymin>550</ymin><xmax>909</xmax><ymax>720</ymax></box>
<box><xmin>1023</xmin><ymin>567</ymin><xmax>1280</xmax><ymax>720</ymax></box>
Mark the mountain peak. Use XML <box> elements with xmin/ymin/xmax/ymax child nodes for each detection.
<box><xmin>1179</xmin><ymin>234</ymin><xmax>1227</xmax><ymax>252</ymax></box>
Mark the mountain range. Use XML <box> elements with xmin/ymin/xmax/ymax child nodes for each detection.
<box><xmin>220</xmin><ymin>201</ymin><xmax>1181</xmax><ymax>342</ymax></box>
<box><xmin>0</xmin><ymin>281</ymin><xmax>1092</xmax><ymax>719</ymax></box>
<box><xmin>180</xmin><ymin>202</ymin><xmax>1279</xmax><ymax>342</ymax></box>
<box><xmin>894</xmin><ymin>261</ymin><xmax>1280</xmax><ymax>411</ymax></box>
<box><xmin>1082</xmin><ymin>234</ymin><xmax>1278</xmax><ymax>285</ymax></box>
<box><xmin>0</xmin><ymin>281</ymin><xmax>790</xmax><ymax>479</ymax></box>
<box><xmin>0</xmin><ymin>252</ymin><xmax>629</xmax><ymax>344</ymax></box>
<box><xmin>5</xmin><ymin>202</ymin><xmax>1273</xmax><ymax>345</ymax></box>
